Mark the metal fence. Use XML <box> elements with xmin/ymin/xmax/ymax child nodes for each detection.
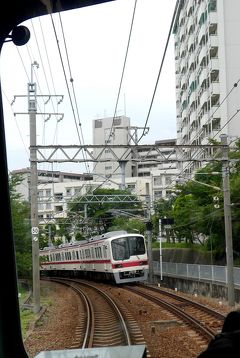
<box><xmin>153</xmin><ymin>261</ymin><xmax>240</xmax><ymax>286</ymax></box>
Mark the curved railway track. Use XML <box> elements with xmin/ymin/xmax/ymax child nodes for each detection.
<box><xmin>124</xmin><ymin>284</ymin><xmax>226</xmax><ymax>341</ymax></box>
<box><xmin>48</xmin><ymin>278</ymin><xmax>148</xmax><ymax>353</ymax></box>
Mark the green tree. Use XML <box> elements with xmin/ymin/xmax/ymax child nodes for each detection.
<box><xmin>109</xmin><ymin>217</ymin><xmax>146</xmax><ymax>235</ymax></box>
<box><xmin>9</xmin><ymin>174</ymin><xmax>32</xmax><ymax>278</ymax></box>
<box><xmin>67</xmin><ymin>188</ymin><xmax>143</xmax><ymax>237</ymax></box>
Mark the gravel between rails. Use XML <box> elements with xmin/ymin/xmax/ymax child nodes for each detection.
<box><xmin>23</xmin><ymin>280</ymin><xmax>240</xmax><ymax>358</ymax></box>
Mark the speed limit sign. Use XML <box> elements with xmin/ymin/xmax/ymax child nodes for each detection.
<box><xmin>31</xmin><ymin>227</ymin><xmax>39</xmax><ymax>235</ymax></box>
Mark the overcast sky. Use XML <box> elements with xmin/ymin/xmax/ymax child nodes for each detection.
<box><xmin>1</xmin><ymin>0</ymin><xmax>177</xmax><ymax>174</ymax></box>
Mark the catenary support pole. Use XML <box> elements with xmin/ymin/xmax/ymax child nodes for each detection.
<box><xmin>221</xmin><ymin>134</ymin><xmax>235</xmax><ymax>306</ymax></box>
<box><xmin>29</xmin><ymin>62</ymin><xmax>40</xmax><ymax>313</ymax></box>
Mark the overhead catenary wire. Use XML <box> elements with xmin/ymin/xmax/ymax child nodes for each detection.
<box><xmin>57</xmin><ymin>12</ymin><xmax>90</xmax><ymax>174</ymax></box>
<box><xmin>94</xmin><ymin>0</ymin><xmax>180</xmax><ymax>191</ymax></box>
<box><xmin>138</xmin><ymin>0</ymin><xmax>180</xmax><ymax>143</ymax></box>
<box><xmin>106</xmin><ymin>0</ymin><xmax>138</xmax><ymax>144</ymax></box>
<box><xmin>91</xmin><ymin>0</ymin><xmax>138</xmax><ymax>187</ymax></box>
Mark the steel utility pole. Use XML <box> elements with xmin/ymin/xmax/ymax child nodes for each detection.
<box><xmin>221</xmin><ymin>134</ymin><xmax>235</xmax><ymax>306</ymax></box>
<box><xmin>13</xmin><ymin>63</ymin><xmax>64</xmax><ymax>313</ymax></box>
<box><xmin>29</xmin><ymin>61</ymin><xmax>40</xmax><ymax>313</ymax></box>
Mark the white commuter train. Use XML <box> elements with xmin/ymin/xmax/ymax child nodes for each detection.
<box><xmin>39</xmin><ymin>231</ymin><xmax>149</xmax><ymax>284</ymax></box>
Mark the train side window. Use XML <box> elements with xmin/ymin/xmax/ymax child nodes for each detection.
<box><xmin>76</xmin><ymin>251</ymin><xmax>79</xmax><ymax>260</ymax></box>
<box><xmin>99</xmin><ymin>247</ymin><xmax>102</xmax><ymax>258</ymax></box>
<box><xmin>72</xmin><ymin>251</ymin><xmax>75</xmax><ymax>260</ymax></box>
<box><xmin>103</xmin><ymin>245</ymin><xmax>107</xmax><ymax>258</ymax></box>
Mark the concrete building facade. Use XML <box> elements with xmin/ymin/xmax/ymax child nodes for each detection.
<box><xmin>92</xmin><ymin>115</ymin><xmax>132</xmax><ymax>180</ymax></box>
<box><xmin>173</xmin><ymin>0</ymin><xmax>240</xmax><ymax>173</ymax></box>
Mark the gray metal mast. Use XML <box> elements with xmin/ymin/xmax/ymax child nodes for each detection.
<box><xmin>221</xmin><ymin>134</ymin><xmax>235</xmax><ymax>306</ymax></box>
<box><xmin>29</xmin><ymin>61</ymin><xmax>40</xmax><ymax>313</ymax></box>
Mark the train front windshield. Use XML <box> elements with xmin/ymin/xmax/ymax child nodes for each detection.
<box><xmin>111</xmin><ymin>236</ymin><xmax>146</xmax><ymax>261</ymax></box>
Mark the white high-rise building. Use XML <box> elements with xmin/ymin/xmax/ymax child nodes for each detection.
<box><xmin>92</xmin><ymin>116</ymin><xmax>132</xmax><ymax>180</ymax></box>
<box><xmin>173</xmin><ymin>0</ymin><xmax>240</xmax><ymax>172</ymax></box>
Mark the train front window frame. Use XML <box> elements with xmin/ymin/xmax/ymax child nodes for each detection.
<box><xmin>111</xmin><ymin>236</ymin><xmax>145</xmax><ymax>261</ymax></box>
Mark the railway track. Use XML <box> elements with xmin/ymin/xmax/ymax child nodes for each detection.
<box><xmin>48</xmin><ymin>278</ymin><xmax>148</xmax><ymax>353</ymax></box>
<box><xmin>123</xmin><ymin>284</ymin><xmax>226</xmax><ymax>342</ymax></box>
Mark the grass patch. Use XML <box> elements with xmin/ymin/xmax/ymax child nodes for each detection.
<box><xmin>20</xmin><ymin>310</ymin><xmax>37</xmax><ymax>338</ymax></box>
<box><xmin>20</xmin><ymin>286</ymin><xmax>54</xmax><ymax>339</ymax></box>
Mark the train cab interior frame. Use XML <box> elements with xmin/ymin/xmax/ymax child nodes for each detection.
<box><xmin>0</xmin><ymin>1</ymin><xmax>115</xmax><ymax>357</ymax></box>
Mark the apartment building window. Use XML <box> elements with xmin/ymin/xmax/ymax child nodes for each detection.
<box><xmin>54</xmin><ymin>193</ymin><xmax>63</xmax><ymax>201</ymax></box>
<box><xmin>38</xmin><ymin>203</ymin><xmax>44</xmax><ymax>210</ymax></box>
<box><xmin>154</xmin><ymin>177</ymin><xmax>162</xmax><ymax>186</ymax></box>
<box><xmin>66</xmin><ymin>188</ymin><xmax>72</xmax><ymax>196</ymax></box>
<box><xmin>165</xmin><ymin>176</ymin><xmax>172</xmax><ymax>185</ymax></box>
<box><xmin>126</xmin><ymin>184</ymin><xmax>135</xmax><ymax>190</ymax></box>
<box><xmin>208</xmin><ymin>0</ymin><xmax>216</xmax><ymax>12</ymax></box>
<box><xmin>46</xmin><ymin>202</ymin><xmax>52</xmax><ymax>210</ymax></box>
<box><xmin>154</xmin><ymin>191</ymin><xmax>162</xmax><ymax>199</ymax></box>
<box><xmin>46</xmin><ymin>189</ymin><xmax>51</xmax><ymax>199</ymax></box>
<box><xmin>38</xmin><ymin>190</ymin><xmax>43</xmax><ymax>199</ymax></box>
<box><xmin>212</xmin><ymin>118</ymin><xmax>220</xmax><ymax>131</ymax></box>
<box><xmin>74</xmin><ymin>187</ymin><xmax>81</xmax><ymax>195</ymax></box>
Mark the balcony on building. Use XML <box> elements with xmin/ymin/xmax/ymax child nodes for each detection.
<box><xmin>199</xmin><ymin>89</ymin><xmax>209</xmax><ymax>109</ymax></box>
<box><xmin>197</xmin><ymin>2</ymin><xmax>207</xmax><ymax>25</ymax></box>
<box><xmin>188</xmin><ymin>52</ymin><xmax>195</xmax><ymax>70</ymax></box>
<box><xmin>188</xmin><ymin>34</ymin><xmax>195</xmax><ymax>53</ymax></box>
<box><xmin>200</xmin><ymin>112</ymin><xmax>209</xmax><ymax>127</ymax></box>
<box><xmin>188</xmin><ymin>71</ymin><xmax>196</xmax><ymax>87</ymax></box>
<box><xmin>199</xmin><ymin>67</ymin><xmax>208</xmax><ymax>87</ymax></box>
<box><xmin>179</xmin><ymin>26</ymin><xmax>185</xmax><ymax>44</ymax></box>
<box><xmin>180</xmin><ymin>59</ymin><xmax>186</xmax><ymax>74</ymax></box>
<box><xmin>181</xmin><ymin>108</ymin><xmax>187</xmax><ymax>121</ymax></box>
<box><xmin>181</xmin><ymin>124</ymin><xmax>188</xmax><ymax>138</ymax></box>
<box><xmin>198</xmin><ymin>25</ymin><xmax>206</xmax><ymax>45</ymax></box>
<box><xmin>198</xmin><ymin>46</ymin><xmax>207</xmax><ymax>67</ymax></box>
<box><xmin>190</xmin><ymin>109</ymin><xmax>197</xmax><ymax>126</ymax></box>
<box><xmin>180</xmin><ymin>44</ymin><xmax>186</xmax><ymax>60</ymax></box>
<box><xmin>178</xmin><ymin>7</ymin><xmax>185</xmax><ymax>28</ymax></box>
<box><xmin>188</xmin><ymin>90</ymin><xmax>196</xmax><ymax>108</ymax></box>
<box><xmin>190</xmin><ymin>126</ymin><xmax>198</xmax><ymax>142</ymax></box>
<box><xmin>187</xmin><ymin>16</ymin><xmax>194</xmax><ymax>34</ymax></box>
<box><xmin>180</xmin><ymin>74</ymin><xmax>187</xmax><ymax>90</ymax></box>
<box><xmin>186</xmin><ymin>1</ymin><xmax>194</xmax><ymax>18</ymax></box>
